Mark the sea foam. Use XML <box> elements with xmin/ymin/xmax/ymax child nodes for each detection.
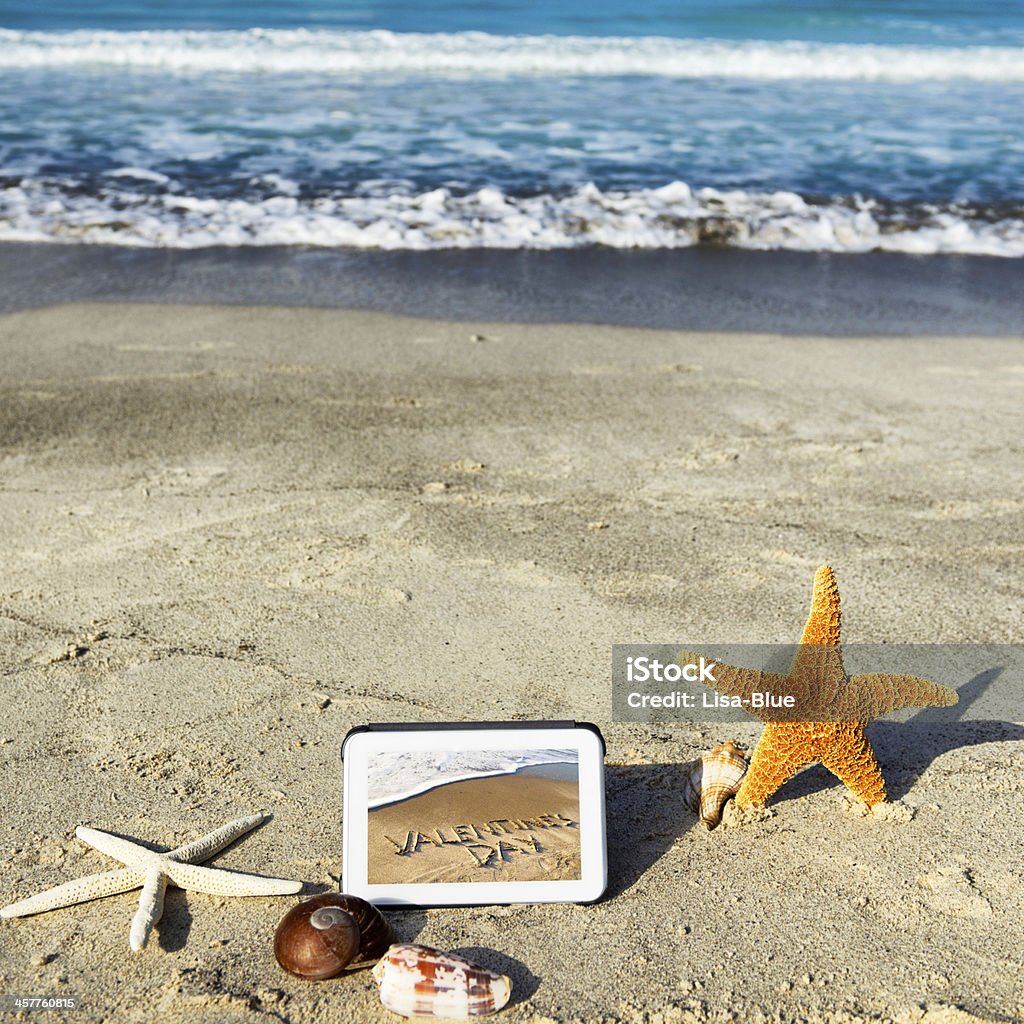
<box><xmin>367</xmin><ymin>749</ymin><xmax>579</xmax><ymax>808</ymax></box>
<box><xmin>1</xmin><ymin>28</ymin><xmax>1023</xmax><ymax>82</ymax></box>
<box><xmin>2</xmin><ymin>179</ymin><xmax>1022</xmax><ymax>257</ymax></box>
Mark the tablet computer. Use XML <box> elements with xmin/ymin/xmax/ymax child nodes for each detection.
<box><xmin>341</xmin><ymin>721</ymin><xmax>606</xmax><ymax>906</ymax></box>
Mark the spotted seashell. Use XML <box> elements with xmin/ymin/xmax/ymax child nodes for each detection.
<box><xmin>682</xmin><ymin>740</ymin><xmax>748</xmax><ymax>830</ymax></box>
<box><xmin>372</xmin><ymin>943</ymin><xmax>512</xmax><ymax>1018</ymax></box>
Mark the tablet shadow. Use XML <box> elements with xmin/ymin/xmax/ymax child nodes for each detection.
<box><xmin>603</xmin><ymin>761</ymin><xmax>699</xmax><ymax>900</ymax></box>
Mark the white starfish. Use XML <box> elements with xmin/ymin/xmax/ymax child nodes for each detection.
<box><xmin>0</xmin><ymin>813</ymin><xmax>302</xmax><ymax>951</ymax></box>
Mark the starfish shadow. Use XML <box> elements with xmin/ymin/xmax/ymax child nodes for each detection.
<box><xmin>156</xmin><ymin>890</ymin><xmax>194</xmax><ymax>952</ymax></box>
<box><xmin>603</xmin><ymin>762</ymin><xmax>699</xmax><ymax>899</ymax></box>
<box><xmin>454</xmin><ymin>947</ymin><xmax>541</xmax><ymax>1003</ymax></box>
<box><xmin>85</xmin><ymin>830</ymin><xmax>170</xmax><ymax>855</ymax></box>
<box><xmin>153</xmin><ymin>879</ymin><xmax>328</xmax><ymax>953</ymax></box>
<box><xmin>80</xmin><ymin>812</ymin><xmax>279</xmax><ymax>862</ymax></box>
<box><xmin>874</xmin><ymin>665</ymin><xmax>1024</xmax><ymax>801</ymax></box>
<box><xmin>66</xmin><ymin>828</ymin><xmax>218</xmax><ymax>955</ymax></box>
<box><xmin>770</xmin><ymin>763</ymin><xmax>845</xmax><ymax>803</ymax></box>
<box><xmin>771</xmin><ymin>666</ymin><xmax>1024</xmax><ymax>805</ymax></box>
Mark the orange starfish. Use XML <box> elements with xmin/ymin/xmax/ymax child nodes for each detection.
<box><xmin>683</xmin><ymin>565</ymin><xmax>958</xmax><ymax>808</ymax></box>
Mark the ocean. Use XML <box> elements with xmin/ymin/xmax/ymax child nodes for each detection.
<box><xmin>2</xmin><ymin>1</ymin><xmax>1023</xmax><ymax>256</ymax></box>
<box><xmin>367</xmin><ymin>749</ymin><xmax>580</xmax><ymax>808</ymax></box>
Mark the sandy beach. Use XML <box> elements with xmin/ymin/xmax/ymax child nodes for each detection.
<box><xmin>367</xmin><ymin>767</ymin><xmax>581</xmax><ymax>884</ymax></box>
<box><xmin>1</xmin><ymin>297</ymin><xmax>1022</xmax><ymax>1024</ymax></box>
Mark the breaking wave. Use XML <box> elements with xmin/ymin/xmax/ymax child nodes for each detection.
<box><xmin>1</xmin><ymin>28</ymin><xmax>1023</xmax><ymax>82</ymax></box>
<box><xmin>2</xmin><ymin>179</ymin><xmax>1022</xmax><ymax>256</ymax></box>
<box><xmin>367</xmin><ymin>749</ymin><xmax>579</xmax><ymax>808</ymax></box>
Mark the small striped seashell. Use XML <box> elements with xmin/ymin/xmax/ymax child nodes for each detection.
<box><xmin>372</xmin><ymin>943</ymin><xmax>512</xmax><ymax>1019</ymax></box>
<box><xmin>682</xmin><ymin>740</ymin><xmax>748</xmax><ymax>830</ymax></box>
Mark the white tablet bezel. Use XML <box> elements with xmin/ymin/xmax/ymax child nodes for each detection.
<box><xmin>341</xmin><ymin>724</ymin><xmax>606</xmax><ymax>906</ymax></box>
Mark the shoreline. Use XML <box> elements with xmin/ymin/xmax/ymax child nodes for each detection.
<box><xmin>1</xmin><ymin>242</ymin><xmax>1022</xmax><ymax>335</ymax></box>
<box><xmin>370</xmin><ymin>761</ymin><xmax>579</xmax><ymax>811</ymax></box>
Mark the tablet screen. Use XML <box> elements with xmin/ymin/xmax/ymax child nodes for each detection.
<box><xmin>342</xmin><ymin>724</ymin><xmax>605</xmax><ymax>905</ymax></box>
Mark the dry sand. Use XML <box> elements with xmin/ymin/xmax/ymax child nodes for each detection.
<box><xmin>0</xmin><ymin>302</ymin><xmax>1022</xmax><ymax>1024</ymax></box>
<box><xmin>367</xmin><ymin>769</ymin><xmax>581</xmax><ymax>884</ymax></box>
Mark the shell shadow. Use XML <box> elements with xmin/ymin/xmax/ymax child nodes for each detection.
<box><xmin>603</xmin><ymin>761</ymin><xmax>699</xmax><ymax>900</ymax></box>
<box><xmin>770</xmin><ymin>665</ymin><xmax>1024</xmax><ymax>805</ymax></box>
<box><xmin>454</xmin><ymin>947</ymin><xmax>540</xmax><ymax>1004</ymax></box>
<box><xmin>379</xmin><ymin>906</ymin><xmax>429</xmax><ymax>945</ymax></box>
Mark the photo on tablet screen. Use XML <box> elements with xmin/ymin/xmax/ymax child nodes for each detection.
<box><xmin>366</xmin><ymin>748</ymin><xmax>581</xmax><ymax>884</ymax></box>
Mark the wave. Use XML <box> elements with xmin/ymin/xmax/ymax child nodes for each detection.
<box><xmin>2</xmin><ymin>179</ymin><xmax>1022</xmax><ymax>256</ymax></box>
<box><xmin>1</xmin><ymin>28</ymin><xmax>1023</xmax><ymax>82</ymax></box>
<box><xmin>367</xmin><ymin>749</ymin><xmax>579</xmax><ymax>808</ymax></box>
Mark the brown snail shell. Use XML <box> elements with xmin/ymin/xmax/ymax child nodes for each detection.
<box><xmin>274</xmin><ymin>894</ymin><xmax>393</xmax><ymax>979</ymax></box>
<box><xmin>342</xmin><ymin>893</ymin><xmax>394</xmax><ymax>968</ymax></box>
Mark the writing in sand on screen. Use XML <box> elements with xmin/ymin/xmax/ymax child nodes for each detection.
<box><xmin>366</xmin><ymin>749</ymin><xmax>581</xmax><ymax>884</ymax></box>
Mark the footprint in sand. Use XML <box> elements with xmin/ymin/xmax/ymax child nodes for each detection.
<box><xmin>143</xmin><ymin>460</ymin><xmax>229</xmax><ymax>491</ymax></box>
<box><xmin>916</xmin><ymin>866</ymin><xmax>992</xmax><ymax>919</ymax></box>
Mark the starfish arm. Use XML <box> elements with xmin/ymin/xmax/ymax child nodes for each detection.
<box><xmin>129</xmin><ymin>865</ymin><xmax>168</xmax><ymax>952</ymax></box>
<box><xmin>0</xmin><ymin>867</ymin><xmax>144</xmax><ymax>918</ymax></box>
<box><xmin>786</xmin><ymin>565</ymin><xmax>846</xmax><ymax>682</ymax></box>
<box><xmin>165</xmin><ymin>861</ymin><xmax>302</xmax><ymax>898</ymax></box>
<box><xmin>786</xmin><ymin>644</ymin><xmax>847</xmax><ymax>712</ymax></box>
<box><xmin>734</xmin><ymin>724</ymin><xmax>816</xmax><ymax>808</ymax></box>
<box><xmin>816</xmin><ymin>724</ymin><xmax>887</xmax><ymax>806</ymax></box>
<box><xmin>845</xmin><ymin>673</ymin><xmax>959</xmax><ymax>721</ymax></box>
<box><xmin>76</xmin><ymin>826</ymin><xmax>158</xmax><ymax>866</ymax></box>
<box><xmin>677</xmin><ymin>649</ymin><xmax>789</xmax><ymax>712</ymax></box>
<box><xmin>167</xmin><ymin>814</ymin><xmax>267</xmax><ymax>864</ymax></box>
<box><xmin>799</xmin><ymin>565</ymin><xmax>842</xmax><ymax>646</ymax></box>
